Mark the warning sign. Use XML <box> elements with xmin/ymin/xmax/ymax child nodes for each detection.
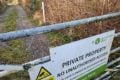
<box><xmin>29</xmin><ymin>30</ymin><xmax>115</xmax><ymax>80</ymax></box>
<box><xmin>36</xmin><ymin>67</ymin><xmax>52</xmax><ymax>80</ymax></box>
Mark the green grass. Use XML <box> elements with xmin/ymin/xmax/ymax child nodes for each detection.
<box><xmin>0</xmin><ymin>9</ymin><xmax>29</xmax><ymax>64</ymax></box>
<box><xmin>0</xmin><ymin>71</ymin><xmax>29</xmax><ymax>80</ymax></box>
<box><xmin>45</xmin><ymin>31</ymin><xmax>71</xmax><ymax>46</ymax></box>
<box><xmin>4</xmin><ymin>10</ymin><xmax>17</xmax><ymax>32</ymax></box>
<box><xmin>28</xmin><ymin>15</ymin><xmax>43</xmax><ymax>26</ymax></box>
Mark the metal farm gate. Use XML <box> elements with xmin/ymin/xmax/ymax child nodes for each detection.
<box><xmin>0</xmin><ymin>12</ymin><xmax>120</xmax><ymax>80</ymax></box>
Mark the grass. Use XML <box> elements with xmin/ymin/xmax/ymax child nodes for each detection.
<box><xmin>25</xmin><ymin>0</ymin><xmax>120</xmax><ymax>47</ymax></box>
<box><xmin>1</xmin><ymin>71</ymin><xmax>29</xmax><ymax>80</ymax></box>
<box><xmin>26</xmin><ymin>0</ymin><xmax>120</xmax><ymax>51</ymax></box>
<box><xmin>4</xmin><ymin>9</ymin><xmax>17</xmax><ymax>32</ymax></box>
<box><xmin>45</xmin><ymin>31</ymin><xmax>71</xmax><ymax>46</ymax></box>
<box><xmin>0</xmin><ymin>9</ymin><xmax>29</xmax><ymax>64</ymax></box>
<box><xmin>28</xmin><ymin>15</ymin><xmax>41</xmax><ymax>26</ymax></box>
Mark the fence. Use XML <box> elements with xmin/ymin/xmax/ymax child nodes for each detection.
<box><xmin>0</xmin><ymin>12</ymin><xmax>120</xmax><ymax>79</ymax></box>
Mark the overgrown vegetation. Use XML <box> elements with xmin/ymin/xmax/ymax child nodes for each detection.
<box><xmin>19</xmin><ymin>0</ymin><xmax>120</xmax><ymax>79</ymax></box>
<box><xmin>43</xmin><ymin>0</ymin><xmax>120</xmax><ymax>47</ymax></box>
<box><xmin>20</xmin><ymin>0</ymin><xmax>120</xmax><ymax>47</ymax></box>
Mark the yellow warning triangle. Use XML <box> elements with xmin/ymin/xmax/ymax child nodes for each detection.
<box><xmin>36</xmin><ymin>67</ymin><xmax>51</xmax><ymax>80</ymax></box>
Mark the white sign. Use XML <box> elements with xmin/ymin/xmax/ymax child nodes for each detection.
<box><xmin>28</xmin><ymin>30</ymin><xmax>115</xmax><ymax>80</ymax></box>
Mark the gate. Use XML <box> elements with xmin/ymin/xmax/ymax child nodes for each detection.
<box><xmin>0</xmin><ymin>12</ymin><xmax>120</xmax><ymax>80</ymax></box>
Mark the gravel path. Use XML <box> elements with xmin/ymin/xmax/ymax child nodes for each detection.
<box><xmin>15</xmin><ymin>5</ymin><xmax>49</xmax><ymax>61</ymax></box>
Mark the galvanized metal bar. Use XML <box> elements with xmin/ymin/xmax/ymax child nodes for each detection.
<box><xmin>0</xmin><ymin>70</ymin><xmax>20</xmax><ymax>78</ymax></box>
<box><xmin>110</xmin><ymin>47</ymin><xmax>120</xmax><ymax>54</ymax></box>
<box><xmin>25</xmin><ymin>56</ymin><xmax>50</xmax><ymax>66</ymax></box>
<box><xmin>95</xmin><ymin>60</ymin><xmax>120</xmax><ymax>80</ymax></box>
<box><xmin>107</xmin><ymin>57</ymin><xmax>120</xmax><ymax>67</ymax></box>
<box><xmin>0</xmin><ymin>56</ymin><xmax>50</xmax><ymax>77</ymax></box>
<box><xmin>0</xmin><ymin>12</ymin><xmax>120</xmax><ymax>41</ymax></box>
<box><xmin>115</xmin><ymin>32</ymin><xmax>120</xmax><ymax>37</ymax></box>
<box><xmin>107</xmin><ymin>47</ymin><xmax>120</xmax><ymax>67</ymax></box>
<box><xmin>0</xmin><ymin>65</ymin><xmax>24</xmax><ymax>71</ymax></box>
<box><xmin>94</xmin><ymin>72</ymin><xmax>110</xmax><ymax>80</ymax></box>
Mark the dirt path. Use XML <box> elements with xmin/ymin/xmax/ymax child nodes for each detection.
<box><xmin>15</xmin><ymin>5</ymin><xmax>49</xmax><ymax>61</ymax></box>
